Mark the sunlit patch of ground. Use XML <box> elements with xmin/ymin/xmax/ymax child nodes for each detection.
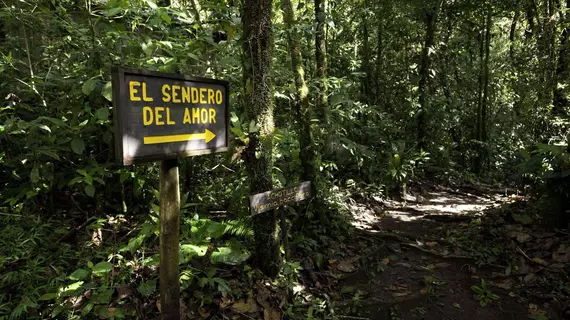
<box><xmin>351</xmin><ymin>190</ymin><xmax>510</xmax><ymax>226</ymax></box>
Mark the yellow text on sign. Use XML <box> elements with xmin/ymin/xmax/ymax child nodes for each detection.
<box><xmin>143</xmin><ymin>107</ymin><xmax>176</xmax><ymax>126</ymax></box>
<box><xmin>129</xmin><ymin>81</ymin><xmax>154</xmax><ymax>102</ymax></box>
<box><xmin>161</xmin><ymin>85</ymin><xmax>223</xmax><ymax>105</ymax></box>
<box><xmin>142</xmin><ymin>107</ymin><xmax>217</xmax><ymax>126</ymax></box>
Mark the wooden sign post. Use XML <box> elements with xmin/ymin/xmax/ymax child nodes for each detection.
<box><xmin>249</xmin><ymin>181</ymin><xmax>311</xmax><ymax>258</ymax></box>
<box><xmin>112</xmin><ymin>68</ymin><xmax>229</xmax><ymax>320</ymax></box>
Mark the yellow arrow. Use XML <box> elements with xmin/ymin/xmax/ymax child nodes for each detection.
<box><xmin>143</xmin><ymin>129</ymin><xmax>216</xmax><ymax>145</ymax></box>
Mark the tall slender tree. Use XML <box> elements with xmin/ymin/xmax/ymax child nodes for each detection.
<box><xmin>361</xmin><ymin>0</ymin><xmax>372</xmax><ymax>104</ymax></box>
<box><xmin>315</xmin><ymin>0</ymin><xmax>328</xmax><ymax>125</ymax></box>
<box><xmin>281</xmin><ymin>0</ymin><xmax>317</xmax><ymax>185</ymax></box>
<box><xmin>553</xmin><ymin>0</ymin><xmax>570</xmax><ymax>115</ymax></box>
<box><xmin>417</xmin><ymin>1</ymin><xmax>439</xmax><ymax>150</ymax></box>
<box><xmin>242</xmin><ymin>0</ymin><xmax>280</xmax><ymax>277</ymax></box>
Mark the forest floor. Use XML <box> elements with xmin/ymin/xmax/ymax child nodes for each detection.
<box><xmin>321</xmin><ymin>184</ymin><xmax>570</xmax><ymax>320</ymax></box>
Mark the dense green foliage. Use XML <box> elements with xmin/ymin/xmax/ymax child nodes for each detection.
<box><xmin>0</xmin><ymin>0</ymin><xmax>569</xmax><ymax>318</ymax></box>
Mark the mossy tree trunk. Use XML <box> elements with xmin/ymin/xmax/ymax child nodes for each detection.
<box><xmin>553</xmin><ymin>0</ymin><xmax>570</xmax><ymax>115</ymax></box>
<box><xmin>280</xmin><ymin>0</ymin><xmax>317</xmax><ymax>185</ymax></box>
<box><xmin>242</xmin><ymin>0</ymin><xmax>280</xmax><ymax>277</ymax></box>
<box><xmin>361</xmin><ymin>0</ymin><xmax>372</xmax><ymax>104</ymax></box>
<box><xmin>417</xmin><ymin>1</ymin><xmax>439</xmax><ymax>150</ymax></box>
<box><xmin>315</xmin><ymin>0</ymin><xmax>328</xmax><ymax>126</ymax></box>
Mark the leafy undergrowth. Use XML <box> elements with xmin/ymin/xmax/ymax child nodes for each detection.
<box><xmin>3</xmin><ymin>184</ymin><xmax>570</xmax><ymax>320</ymax></box>
<box><xmin>0</xmin><ymin>205</ymin><xmax>347</xmax><ymax>319</ymax></box>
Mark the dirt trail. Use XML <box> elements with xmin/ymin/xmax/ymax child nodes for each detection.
<box><xmin>329</xmin><ymin>186</ymin><xmax>539</xmax><ymax>320</ymax></box>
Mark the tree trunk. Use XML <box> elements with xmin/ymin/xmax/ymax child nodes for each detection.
<box><xmin>510</xmin><ymin>9</ymin><xmax>520</xmax><ymax>60</ymax></box>
<box><xmin>476</xmin><ymin>15</ymin><xmax>485</xmax><ymax>144</ymax></box>
<box><xmin>417</xmin><ymin>2</ymin><xmax>439</xmax><ymax>150</ymax></box>
<box><xmin>280</xmin><ymin>0</ymin><xmax>317</xmax><ymax>187</ymax></box>
<box><xmin>553</xmin><ymin>0</ymin><xmax>570</xmax><ymax>114</ymax></box>
<box><xmin>361</xmin><ymin>1</ymin><xmax>372</xmax><ymax>104</ymax></box>
<box><xmin>375</xmin><ymin>10</ymin><xmax>384</xmax><ymax>106</ymax></box>
<box><xmin>482</xmin><ymin>10</ymin><xmax>492</xmax><ymax>144</ymax></box>
<box><xmin>242</xmin><ymin>0</ymin><xmax>280</xmax><ymax>277</ymax></box>
<box><xmin>315</xmin><ymin>0</ymin><xmax>328</xmax><ymax>125</ymax></box>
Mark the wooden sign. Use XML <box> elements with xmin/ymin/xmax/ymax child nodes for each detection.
<box><xmin>112</xmin><ymin>67</ymin><xmax>229</xmax><ymax>165</ymax></box>
<box><xmin>249</xmin><ymin>181</ymin><xmax>311</xmax><ymax>215</ymax></box>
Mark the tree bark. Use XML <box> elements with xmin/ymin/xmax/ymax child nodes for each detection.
<box><xmin>361</xmin><ymin>0</ymin><xmax>372</xmax><ymax>104</ymax></box>
<box><xmin>476</xmin><ymin>14</ymin><xmax>485</xmax><ymax>144</ymax></box>
<box><xmin>280</xmin><ymin>0</ymin><xmax>317</xmax><ymax>186</ymax></box>
<box><xmin>482</xmin><ymin>10</ymin><xmax>492</xmax><ymax>144</ymax></box>
<box><xmin>315</xmin><ymin>0</ymin><xmax>328</xmax><ymax>125</ymax></box>
<box><xmin>510</xmin><ymin>9</ymin><xmax>520</xmax><ymax>60</ymax></box>
<box><xmin>553</xmin><ymin>0</ymin><xmax>570</xmax><ymax>114</ymax></box>
<box><xmin>417</xmin><ymin>2</ymin><xmax>439</xmax><ymax>150</ymax></box>
<box><xmin>375</xmin><ymin>9</ymin><xmax>384</xmax><ymax>106</ymax></box>
<box><xmin>242</xmin><ymin>0</ymin><xmax>280</xmax><ymax>277</ymax></box>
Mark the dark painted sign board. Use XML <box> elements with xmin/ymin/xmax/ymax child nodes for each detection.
<box><xmin>249</xmin><ymin>181</ymin><xmax>311</xmax><ymax>215</ymax></box>
<box><xmin>112</xmin><ymin>67</ymin><xmax>229</xmax><ymax>165</ymax></box>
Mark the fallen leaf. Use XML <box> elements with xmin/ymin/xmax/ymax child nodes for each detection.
<box><xmin>453</xmin><ymin>303</ymin><xmax>462</xmax><ymax>309</ymax></box>
<box><xmin>263</xmin><ymin>306</ymin><xmax>280</xmax><ymax>320</ymax></box>
<box><xmin>541</xmin><ymin>238</ymin><xmax>554</xmax><ymax>251</ymax></box>
<box><xmin>337</xmin><ymin>261</ymin><xmax>358</xmax><ymax>273</ymax></box>
<box><xmin>392</xmin><ymin>292</ymin><xmax>409</xmax><ymax>297</ymax></box>
<box><xmin>519</xmin><ymin>257</ymin><xmax>531</xmax><ymax>274</ymax></box>
<box><xmin>523</xmin><ymin>273</ymin><xmax>537</xmax><ymax>284</ymax></box>
<box><xmin>198</xmin><ymin>307</ymin><xmax>210</xmax><ymax>318</ymax></box>
<box><xmin>516</xmin><ymin>232</ymin><xmax>532</xmax><ymax>243</ymax></box>
<box><xmin>531</xmin><ymin>257</ymin><xmax>548</xmax><ymax>266</ymax></box>
<box><xmin>218</xmin><ymin>297</ymin><xmax>232</xmax><ymax>309</ymax></box>
<box><xmin>550</xmin><ymin>263</ymin><xmax>565</xmax><ymax>271</ymax></box>
<box><xmin>553</xmin><ymin>246</ymin><xmax>570</xmax><ymax>262</ymax></box>
<box><xmin>231</xmin><ymin>299</ymin><xmax>259</xmax><ymax>314</ymax></box>
<box><xmin>117</xmin><ymin>284</ymin><xmax>132</xmax><ymax>300</ymax></box>
<box><xmin>426</xmin><ymin>242</ymin><xmax>437</xmax><ymax>247</ymax></box>
<box><xmin>397</xmin><ymin>263</ymin><xmax>411</xmax><ymax>268</ymax></box>
<box><xmin>383</xmin><ymin>258</ymin><xmax>391</xmax><ymax>265</ymax></box>
<box><xmin>435</xmin><ymin>262</ymin><xmax>450</xmax><ymax>269</ymax></box>
<box><xmin>494</xmin><ymin>278</ymin><xmax>515</xmax><ymax>290</ymax></box>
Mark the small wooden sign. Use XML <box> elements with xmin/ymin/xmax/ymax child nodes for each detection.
<box><xmin>112</xmin><ymin>67</ymin><xmax>229</xmax><ymax>165</ymax></box>
<box><xmin>249</xmin><ymin>181</ymin><xmax>311</xmax><ymax>215</ymax></box>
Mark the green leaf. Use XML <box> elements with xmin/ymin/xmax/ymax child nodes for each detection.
<box><xmin>82</xmin><ymin>79</ymin><xmax>98</xmax><ymax>96</ymax></box>
<box><xmin>69</xmin><ymin>268</ymin><xmax>89</xmax><ymax>281</ymax></box>
<box><xmin>106</xmin><ymin>7</ymin><xmax>122</xmax><ymax>17</ymax></box>
<box><xmin>82</xmin><ymin>302</ymin><xmax>94</xmax><ymax>316</ymax></box>
<box><xmin>85</xmin><ymin>185</ymin><xmax>95</xmax><ymax>197</ymax></box>
<box><xmin>68</xmin><ymin>176</ymin><xmax>83</xmax><ymax>186</ymax></box>
<box><xmin>60</xmin><ymin>281</ymin><xmax>84</xmax><ymax>297</ymax></box>
<box><xmin>30</xmin><ymin>166</ymin><xmax>40</xmax><ymax>183</ymax></box>
<box><xmin>91</xmin><ymin>261</ymin><xmax>112</xmax><ymax>276</ymax></box>
<box><xmin>179</xmin><ymin>244</ymin><xmax>208</xmax><ymax>264</ymax></box>
<box><xmin>145</xmin><ymin>0</ymin><xmax>158</xmax><ymax>9</ymax></box>
<box><xmin>160</xmin><ymin>11</ymin><xmax>171</xmax><ymax>24</ymax></box>
<box><xmin>137</xmin><ymin>279</ymin><xmax>157</xmax><ymax>297</ymax></box>
<box><xmin>248</xmin><ymin>120</ymin><xmax>260</xmax><ymax>133</ymax></box>
<box><xmin>95</xmin><ymin>108</ymin><xmax>109</xmax><ymax>121</ymax></box>
<box><xmin>101</xmin><ymin>81</ymin><xmax>113</xmax><ymax>102</ymax></box>
<box><xmin>38</xmin><ymin>149</ymin><xmax>60</xmax><ymax>160</ymax></box>
<box><xmin>38</xmin><ymin>124</ymin><xmax>51</xmax><ymax>133</ymax></box>
<box><xmin>71</xmin><ymin>138</ymin><xmax>85</xmax><ymax>154</ymax></box>
<box><xmin>210</xmin><ymin>247</ymin><xmax>250</xmax><ymax>265</ymax></box>
<box><xmin>39</xmin><ymin>117</ymin><xmax>67</xmax><ymax>127</ymax></box>
<box><xmin>245</xmin><ymin>79</ymin><xmax>253</xmax><ymax>94</ymax></box>
<box><xmin>214</xmin><ymin>278</ymin><xmax>230</xmax><ymax>292</ymax></box>
<box><xmin>39</xmin><ymin>293</ymin><xmax>58</xmax><ymax>301</ymax></box>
